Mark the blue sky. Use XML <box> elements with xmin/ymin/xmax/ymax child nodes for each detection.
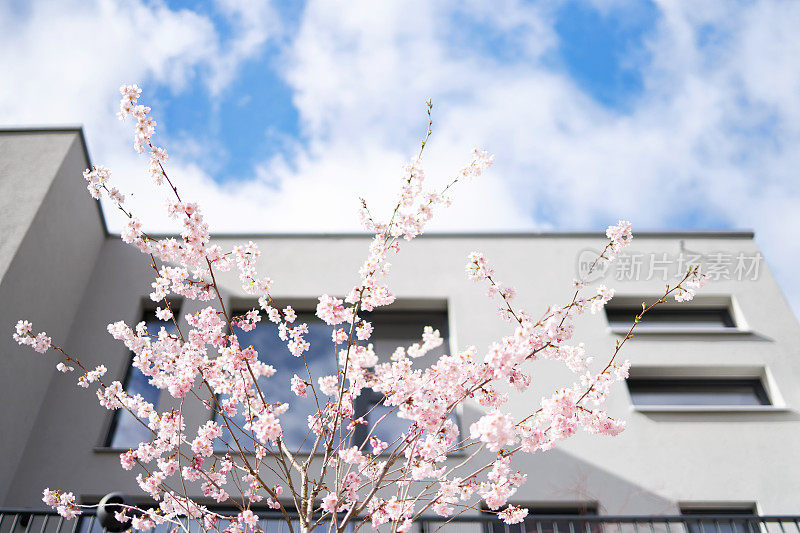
<box><xmin>552</xmin><ymin>1</ymin><xmax>658</xmax><ymax>110</ymax></box>
<box><xmin>151</xmin><ymin>0</ymin><xmax>304</xmax><ymax>182</ymax></box>
<box><xmin>152</xmin><ymin>0</ymin><xmax>663</xmax><ymax>190</ymax></box>
<box><xmin>1</xmin><ymin>0</ymin><xmax>799</xmax><ymax>312</ymax></box>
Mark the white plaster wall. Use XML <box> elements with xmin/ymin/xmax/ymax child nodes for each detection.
<box><xmin>6</xmin><ymin>232</ymin><xmax>799</xmax><ymax>514</ymax></box>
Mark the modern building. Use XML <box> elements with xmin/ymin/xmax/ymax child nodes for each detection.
<box><xmin>1</xmin><ymin>128</ymin><xmax>799</xmax><ymax>531</ymax></box>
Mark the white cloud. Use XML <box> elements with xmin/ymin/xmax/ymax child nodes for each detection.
<box><xmin>256</xmin><ymin>0</ymin><xmax>800</xmax><ymax>312</ymax></box>
<box><xmin>1</xmin><ymin>0</ymin><xmax>799</xmax><ymax>314</ymax></box>
<box><xmin>0</xmin><ymin>0</ymin><xmax>280</xmax><ymax>230</ymax></box>
<box><xmin>206</xmin><ymin>0</ymin><xmax>280</xmax><ymax>96</ymax></box>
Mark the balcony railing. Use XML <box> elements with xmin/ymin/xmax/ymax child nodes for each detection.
<box><xmin>0</xmin><ymin>509</ymin><xmax>798</xmax><ymax>533</ymax></box>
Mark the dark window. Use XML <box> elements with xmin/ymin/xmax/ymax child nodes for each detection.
<box><xmin>351</xmin><ymin>311</ymin><xmax>452</xmax><ymax>450</ymax></box>
<box><xmin>216</xmin><ymin>311</ymin><xmax>338</xmax><ymax>453</ymax></box>
<box><xmin>216</xmin><ymin>308</ymin><xmax>450</xmax><ymax>454</ymax></box>
<box><xmin>682</xmin><ymin>508</ymin><xmax>758</xmax><ymax>533</ymax></box>
<box><xmin>605</xmin><ymin>305</ymin><xmax>735</xmax><ymax>331</ymax></box>
<box><xmin>354</xmin><ymin>388</ymin><xmax>413</xmax><ymax>448</ymax></box>
<box><xmin>105</xmin><ymin>309</ymin><xmax>176</xmax><ymax>449</ymax></box>
<box><xmin>483</xmin><ymin>505</ymin><xmax>598</xmax><ymax>533</ymax></box>
<box><xmin>628</xmin><ymin>379</ymin><xmax>770</xmax><ymax>406</ymax></box>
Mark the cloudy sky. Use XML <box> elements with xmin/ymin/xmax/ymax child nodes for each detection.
<box><xmin>1</xmin><ymin>0</ymin><xmax>799</xmax><ymax>313</ymax></box>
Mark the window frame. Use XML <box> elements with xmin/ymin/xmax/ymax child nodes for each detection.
<box><xmin>627</xmin><ymin>378</ymin><xmax>771</xmax><ymax>407</ymax></box>
<box><xmin>626</xmin><ymin>366</ymin><xmax>787</xmax><ymax>413</ymax></box>
<box><xmin>680</xmin><ymin>504</ymin><xmax>760</xmax><ymax>533</ymax></box>
<box><xmin>604</xmin><ymin>296</ymin><xmax>749</xmax><ymax>335</ymax></box>
<box><xmin>215</xmin><ymin>299</ymin><xmax>460</xmax><ymax>456</ymax></box>
<box><xmin>96</xmin><ymin>302</ymin><xmax>180</xmax><ymax>450</ymax></box>
<box><xmin>681</xmin><ymin>506</ymin><xmax>758</xmax><ymax>516</ymax></box>
<box><xmin>212</xmin><ymin>307</ymin><xmax>344</xmax><ymax>454</ymax></box>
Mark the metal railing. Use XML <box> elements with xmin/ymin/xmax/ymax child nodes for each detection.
<box><xmin>0</xmin><ymin>509</ymin><xmax>798</xmax><ymax>533</ymax></box>
<box><xmin>419</xmin><ymin>515</ymin><xmax>800</xmax><ymax>533</ymax></box>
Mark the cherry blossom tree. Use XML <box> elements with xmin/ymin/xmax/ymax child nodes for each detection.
<box><xmin>14</xmin><ymin>85</ymin><xmax>707</xmax><ymax>533</ymax></box>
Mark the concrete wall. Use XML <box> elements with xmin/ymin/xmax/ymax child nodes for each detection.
<box><xmin>0</xmin><ymin>130</ymin><xmax>106</xmax><ymax>503</ymax></box>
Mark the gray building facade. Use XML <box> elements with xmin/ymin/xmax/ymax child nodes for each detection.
<box><xmin>1</xmin><ymin>129</ymin><xmax>799</xmax><ymax>519</ymax></box>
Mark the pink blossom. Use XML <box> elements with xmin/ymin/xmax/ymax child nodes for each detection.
<box><xmin>321</xmin><ymin>493</ymin><xmax>338</xmax><ymax>513</ymax></box>
<box><xmin>356</xmin><ymin>321</ymin><xmax>373</xmax><ymax>340</ymax></box>
<box><xmin>120</xmin><ymin>450</ymin><xmax>136</xmax><ymax>470</ymax></box>
<box><xmin>606</xmin><ymin>220</ymin><xmax>633</xmax><ymax>252</ymax></box>
<box><xmin>318</xmin><ymin>375</ymin><xmax>339</xmax><ymax>397</ymax></box>
<box><xmin>499</xmin><ymin>505</ymin><xmax>528</xmax><ymax>524</ymax></box>
<box><xmin>315</xmin><ymin>294</ymin><xmax>349</xmax><ymax>325</ymax></box>
<box><xmin>466</xmin><ymin>252</ymin><xmax>494</xmax><ymax>281</ymax></box>
<box><xmin>14</xmin><ymin>320</ymin><xmax>32</xmax><ymax>337</ymax></box>
<box><xmin>458</xmin><ymin>148</ymin><xmax>494</xmax><ymax>180</ymax></box>
<box><xmin>332</xmin><ymin>328</ymin><xmax>348</xmax><ymax>344</ymax></box>
<box><xmin>290</xmin><ymin>374</ymin><xmax>307</xmax><ymax>397</ymax></box>
<box><xmin>591</xmin><ymin>285</ymin><xmax>614</xmax><ymax>314</ymax></box>
<box><xmin>432</xmin><ymin>501</ymin><xmax>454</xmax><ymax>517</ymax></box>
<box><xmin>470</xmin><ymin>411</ymin><xmax>517</xmax><ymax>452</ymax></box>
<box><xmin>407</xmin><ymin>326</ymin><xmax>443</xmax><ymax>358</ymax></box>
<box><xmin>42</xmin><ymin>488</ymin><xmax>59</xmax><ymax>507</ymax></box>
<box><xmin>238</xmin><ymin>510</ymin><xmax>258</xmax><ymax>529</ymax></box>
<box><xmin>13</xmin><ymin>321</ymin><xmax>52</xmax><ymax>354</ymax></box>
<box><xmin>283</xmin><ymin>306</ymin><xmax>296</xmax><ymax>323</ymax></box>
<box><xmin>470</xmin><ymin>411</ymin><xmax>518</xmax><ymax>452</ymax></box>
<box><xmin>370</xmin><ymin>436</ymin><xmax>388</xmax><ymax>455</ymax></box>
<box><xmin>675</xmin><ymin>270</ymin><xmax>708</xmax><ymax>302</ymax></box>
<box><xmin>191</xmin><ymin>421</ymin><xmax>222</xmax><ymax>457</ymax></box>
<box><xmin>339</xmin><ymin>446</ymin><xmax>366</xmax><ymax>465</ymax></box>
<box><xmin>44</xmin><ymin>490</ymin><xmax>80</xmax><ymax>519</ymax></box>
<box><xmin>247</xmin><ymin>412</ymin><xmax>282</xmax><ymax>445</ymax></box>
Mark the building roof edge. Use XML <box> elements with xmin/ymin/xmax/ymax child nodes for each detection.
<box><xmin>109</xmin><ymin>230</ymin><xmax>756</xmax><ymax>240</ymax></box>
